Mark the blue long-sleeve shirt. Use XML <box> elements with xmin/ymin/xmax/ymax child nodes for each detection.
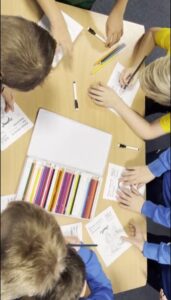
<box><xmin>141</xmin><ymin>148</ymin><xmax>171</xmax><ymax>228</ymax></box>
<box><xmin>141</xmin><ymin>201</ymin><xmax>171</xmax><ymax>228</ymax></box>
<box><xmin>148</xmin><ymin>147</ymin><xmax>171</xmax><ymax>177</ymax></box>
<box><xmin>78</xmin><ymin>248</ymin><xmax>114</xmax><ymax>300</ymax></box>
<box><xmin>143</xmin><ymin>242</ymin><xmax>171</xmax><ymax>265</ymax></box>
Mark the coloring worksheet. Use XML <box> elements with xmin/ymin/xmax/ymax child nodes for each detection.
<box><xmin>61</xmin><ymin>222</ymin><xmax>83</xmax><ymax>240</ymax></box>
<box><xmin>108</xmin><ymin>62</ymin><xmax>140</xmax><ymax>114</ymax></box>
<box><xmin>1</xmin><ymin>97</ymin><xmax>33</xmax><ymax>151</ymax></box>
<box><xmin>103</xmin><ymin>163</ymin><xmax>145</xmax><ymax>201</ymax></box>
<box><xmin>86</xmin><ymin>207</ymin><xmax>131</xmax><ymax>266</ymax></box>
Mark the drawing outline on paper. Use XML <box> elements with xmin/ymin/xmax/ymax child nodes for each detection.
<box><xmin>86</xmin><ymin>207</ymin><xmax>131</xmax><ymax>266</ymax></box>
<box><xmin>103</xmin><ymin>163</ymin><xmax>145</xmax><ymax>201</ymax></box>
<box><xmin>108</xmin><ymin>62</ymin><xmax>140</xmax><ymax>114</ymax></box>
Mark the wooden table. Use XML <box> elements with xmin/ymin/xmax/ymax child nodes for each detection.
<box><xmin>1</xmin><ymin>0</ymin><xmax>146</xmax><ymax>294</ymax></box>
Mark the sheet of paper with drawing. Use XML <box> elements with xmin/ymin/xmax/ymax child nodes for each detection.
<box><xmin>108</xmin><ymin>62</ymin><xmax>140</xmax><ymax>114</ymax></box>
<box><xmin>61</xmin><ymin>222</ymin><xmax>83</xmax><ymax>241</ymax></box>
<box><xmin>38</xmin><ymin>12</ymin><xmax>83</xmax><ymax>67</ymax></box>
<box><xmin>86</xmin><ymin>207</ymin><xmax>131</xmax><ymax>266</ymax></box>
<box><xmin>1</xmin><ymin>97</ymin><xmax>33</xmax><ymax>151</ymax></box>
<box><xmin>103</xmin><ymin>163</ymin><xmax>145</xmax><ymax>201</ymax></box>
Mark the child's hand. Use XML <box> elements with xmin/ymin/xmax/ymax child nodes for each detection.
<box><xmin>119</xmin><ymin>67</ymin><xmax>135</xmax><ymax>88</ymax></box>
<box><xmin>2</xmin><ymin>87</ymin><xmax>15</xmax><ymax>113</ymax></box>
<box><xmin>65</xmin><ymin>236</ymin><xmax>81</xmax><ymax>252</ymax></box>
<box><xmin>88</xmin><ymin>82</ymin><xmax>121</xmax><ymax>108</ymax></box>
<box><xmin>51</xmin><ymin>24</ymin><xmax>73</xmax><ymax>57</ymax></box>
<box><xmin>160</xmin><ymin>289</ymin><xmax>168</xmax><ymax>300</ymax></box>
<box><xmin>122</xmin><ymin>222</ymin><xmax>145</xmax><ymax>252</ymax></box>
<box><xmin>119</xmin><ymin>166</ymin><xmax>155</xmax><ymax>186</ymax></box>
<box><xmin>105</xmin><ymin>9</ymin><xmax>123</xmax><ymax>47</ymax></box>
<box><xmin>117</xmin><ymin>187</ymin><xmax>145</xmax><ymax>213</ymax></box>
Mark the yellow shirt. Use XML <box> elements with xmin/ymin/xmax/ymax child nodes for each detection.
<box><xmin>154</xmin><ymin>28</ymin><xmax>170</xmax><ymax>55</ymax></box>
<box><xmin>160</xmin><ymin>113</ymin><xmax>171</xmax><ymax>133</ymax></box>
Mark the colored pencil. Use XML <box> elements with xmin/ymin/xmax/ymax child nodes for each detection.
<box><xmin>24</xmin><ymin>162</ymin><xmax>37</xmax><ymax>202</ymax></box>
<box><xmin>34</xmin><ymin>166</ymin><xmax>50</xmax><ymax>206</ymax></box>
<box><xmin>94</xmin><ymin>43</ymin><xmax>126</xmax><ymax>65</ymax></box>
<box><xmin>44</xmin><ymin>167</ymin><xmax>60</xmax><ymax>211</ymax></box>
<box><xmin>51</xmin><ymin>169</ymin><xmax>64</xmax><ymax>211</ymax></box>
<box><xmin>16</xmin><ymin>157</ymin><xmax>33</xmax><ymax>200</ymax></box>
<box><xmin>55</xmin><ymin>172</ymin><xmax>70</xmax><ymax>213</ymax></box>
<box><xmin>82</xmin><ymin>179</ymin><xmax>98</xmax><ymax>219</ymax></box>
<box><xmin>124</xmin><ymin>56</ymin><xmax>147</xmax><ymax>89</ymax></box>
<box><xmin>58</xmin><ymin>173</ymin><xmax>74</xmax><ymax>214</ymax></box>
<box><xmin>71</xmin><ymin>173</ymin><xmax>92</xmax><ymax>218</ymax></box>
<box><xmin>65</xmin><ymin>173</ymin><xmax>80</xmax><ymax>215</ymax></box>
<box><xmin>40</xmin><ymin>166</ymin><xmax>55</xmax><ymax>208</ymax></box>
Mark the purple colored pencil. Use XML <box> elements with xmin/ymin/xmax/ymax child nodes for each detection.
<box><xmin>34</xmin><ymin>166</ymin><xmax>50</xmax><ymax>206</ymax></box>
<box><xmin>55</xmin><ymin>172</ymin><xmax>70</xmax><ymax>213</ymax></box>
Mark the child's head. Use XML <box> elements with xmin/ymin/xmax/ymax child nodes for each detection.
<box><xmin>139</xmin><ymin>56</ymin><xmax>170</xmax><ymax>106</ymax></box>
<box><xmin>1</xmin><ymin>201</ymin><xmax>67</xmax><ymax>300</ymax></box>
<box><xmin>1</xmin><ymin>16</ymin><xmax>56</xmax><ymax>91</ymax></box>
<box><xmin>20</xmin><ymin>247</ymin><xmax>86</xmax><ymax>300</ymax></box>
<box><xmin>35</xmin><ymin>247</ymin><xmax>86</xmax><ymax>300</ymax></box>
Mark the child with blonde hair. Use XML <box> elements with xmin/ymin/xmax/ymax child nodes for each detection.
<box><xmin>88</xmin><ymin>55</ymin><xmax>170</xmax><ymax>140</ymax></box>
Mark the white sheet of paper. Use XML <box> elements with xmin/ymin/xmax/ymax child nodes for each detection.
<box><xmin>28</xmin><ymin>109</ymin><xmax>112</xmax><ymax>177</ymax></box>
<box><xmin>1</xmin><ymin>97</ymin><xmax>33</xmax><ymax>151</ymax></box>
<box><xmin>1</xmin><ymin>194</ymin><xmax>17</xmax><ymax>212</ymax></box>
<box><xmin>103</xmin><ymin>163</ymin><xmax>145</xmax><ymax>201</ymax></box>
<box><xmin>61</xmin><ymin>222</ymin><xmax>83</xmax><ymax>240</ymax></box>
<box><xmin>38</xmin><ymin>12</ymin><xmax>83</xmax><ymax>67</ymax></box>
<box><xmin>86</xmin><ymin>207</ymin><xmax>131</xmax><ymax>266</ymax></box>
<box><xmin>108</xmin><ymin>62</ymin><xmax>140</xmax><ymax>114</ymax></box>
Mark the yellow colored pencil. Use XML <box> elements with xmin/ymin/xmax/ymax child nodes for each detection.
<box><xmin>91</xmin><ymin>56</ymin><xmax>114</xmax><ymax>75</ymax></box>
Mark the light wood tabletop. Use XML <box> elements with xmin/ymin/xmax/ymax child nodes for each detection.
<box><xmin>1</xmin><ymin>0</ymin><xmax>147</xmax><ymax>294</ymax></box>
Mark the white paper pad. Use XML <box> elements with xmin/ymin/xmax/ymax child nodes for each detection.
<box><xmin>28</xmin><ymin>109</ymin><xmax>112</xmax><ymax>177</ymax></box>
<box><xmin>1</xmin><ymin>97</ymin><xmax>33</xmax><ymax>151</ymax></box>
<box><xmin>61</xmin><ymin>222</ymin><xmax>83</xmax><ymax>241</ymax></box>
<box><xmin>103</xmin><ymin>163</ymin><xmax>145</xmax><ymax>201</ymax></box>
<box><xmin>38</xmin><ymin>12</ymin><xmax>83</xmax><ymax>67</ymax></box>
<box><xmin>86</xmin><ymin>207</ymin><xmax>131</xmax><ymax>266</ymax></box>
<box><xmin>108</xmin><ymin>62</ymin><xmax>140</xmax><ymax>114</ymax></box>
<box><xmin>1</xmin><ymin>194</ymin><xmax>17</xmax><ymax>212</ymax></box>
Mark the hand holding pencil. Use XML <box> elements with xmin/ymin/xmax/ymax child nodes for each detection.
<box><xmin>119</xmin><ymin>57</ymin><xmax>147</xmax><ymax>89</ymax></box>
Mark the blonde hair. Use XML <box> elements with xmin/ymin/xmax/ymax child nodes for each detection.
<box><xmin>139</xmin><ymin>56</ymin><xmax>170</xmax><ymax>106</ymax></box>
<box><xmin>1</xmin><ymin>201</ymin><xmax>67</xmax><ymax>300</ymax></box>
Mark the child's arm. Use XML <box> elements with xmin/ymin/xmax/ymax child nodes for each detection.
<box><xmin>117</xmin><ymin>187</ymin><xmax>171</xmax><ymax>228</ymax></box>
<box><xmin>143</xmin><ymin>242</ymin><xmax>171</xmax><ymax>265</ymax></box>
<box><xmin>36</xmin><ymin>0</ymin><xmax>73</xmax><ymax>55</ymax></box>
<box><xmin>78</xmin><ymin>248</ymin><xmax>114</xmax><ymax>300</ymax></box>
<box><xmin>120</xmin><ymin>148</ymin><xmax>171</xmax><ymax>185</ymax></box>
<box><xmin>119</xmin><ymin>27</ymin><xmax>161</xmax><ymax>86</ymax></box>
<box><xmin>148</xmin><ymin>148</ymin><xmax>171</xmax><ymax>177</ymax></box>
<box><xmin>88</xmin><ymin>83</ymin><xmax>165</xmax><ymax>140</ymax></box>
<box><xmin>106</xmin><ymin>0</ymin><xmax>128</xmax><ymax>47</ymax></box>
<box><xmin>122</xmin><ymin>222</ymin><xmax>171</xmax><ymax>265</ymax></box>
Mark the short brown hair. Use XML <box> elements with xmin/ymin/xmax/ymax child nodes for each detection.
<box><xmin>25</xmin><ymin>248</ymin><xmax>86</xmax><ymax>300</ymax></box>
<box><xmin>1</xmin><ymin>201</ymin><xmax>66</xmax><ymax>300</ymax></box>
<box><xmin>1</xmin><ymin>16</ymin><xmax>56</xmax><ymax>91</ymax></box>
